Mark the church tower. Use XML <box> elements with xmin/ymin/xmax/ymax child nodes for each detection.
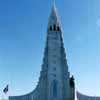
<box><xmin>39</xmin><ymin>2</ymin><xmax>75</xmax><ymax>100</ymax></box>
<box><xmin>9</xmin><ymin>2</ymin><xmax>75</xmax><ymax>100</ymax></box>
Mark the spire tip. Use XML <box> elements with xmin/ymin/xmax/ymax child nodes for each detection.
<box><xmin>52</xmin><ymin>0</ymin><xmax>56</xmax><ymax>8</ymax></box>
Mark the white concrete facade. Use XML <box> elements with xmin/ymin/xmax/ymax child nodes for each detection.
<box><xmin>77</xmin><ymin>92</ymin><xmax>100</xmax><ymax>100</ymax></box>
<box><xmin>9</xmin><ymin>3</ymin><xmax>75</xmax><ymax>100</ymax></box>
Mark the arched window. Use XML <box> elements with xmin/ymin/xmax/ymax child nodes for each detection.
<box><xmin>54</xmin><ymin>24</ymin><xmax>56</xmax><ymax>31</ymax></box>
<box><xmin>57</xmin><ymin>26</ymin><xmax>60</xmax><ymax>31</ymax></box>
<box><xmin>49</xmin><ymin>26</ymin><xmax>52</xmax><ymax>31</ymax></box>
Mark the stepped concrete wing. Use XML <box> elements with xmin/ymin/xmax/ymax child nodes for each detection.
<box><xmin>77</xmin><ymin>91</ymin><xmax>100</xmax><ymax>100</ymax></box>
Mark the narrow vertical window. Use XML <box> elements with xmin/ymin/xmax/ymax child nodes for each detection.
<box><xmin>57</xmin><ymin>26</ymin><xmax>60</xmax><ymax>31</ymax></box>
<box><xmin>50</xmin><ymin>26</ymin><xmax>52</xmax><ymax>31</ymax></box>
<box><xmin>54</xmin><ymin>24</ymin><xmax>56</xmax><ymax>31</ymax></box>
<box><xmin>52</xmin><ymin>80</ymin><xmax>57</xmax><ymax>97</ymax></box>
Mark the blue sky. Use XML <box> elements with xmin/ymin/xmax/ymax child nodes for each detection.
<box><xmin>0</xmin><ymin>0</ymin><xmax>100</xmax><ymax>98</ymax></box>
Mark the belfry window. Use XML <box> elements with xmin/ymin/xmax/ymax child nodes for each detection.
<box><xmin>49</xmin><ymin>26</ymin><xmax>52</xmax><ymax>31</ymax></box>
<box><xmin>52</xmin><ymin>80</ymin><xmax>57</xmax><ymax>97</ymax></box>
<box><xmin>54</xmin><ymin>24</ymin><xmax>56</xmax><ymax>31</ymax></box>
<box><xmin>57</xmin><ymin>26</ymin><xmax>60</xmax><ymax>31</ymax></box>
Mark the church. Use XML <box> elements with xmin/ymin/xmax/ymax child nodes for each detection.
<box><xmin>9</xmin><ymin>2</ymin><xmax>100</xmax><ymax>100</ymax></box>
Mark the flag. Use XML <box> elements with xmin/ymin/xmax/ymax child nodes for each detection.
<box><xmin>3</xmin><ymin>84</ymin><xmax>9</xmax><ymax>94</ymax></box>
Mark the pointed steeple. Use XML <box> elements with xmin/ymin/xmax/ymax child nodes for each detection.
<box><xmin>48</xmin><ymin>1</ymin><xmax>60</xmax><ymax>30</ymax></box>
<box><xmin>9</xmin><ymin>1</ymin><xmax>75</xmax><ymax>100</ymax></box>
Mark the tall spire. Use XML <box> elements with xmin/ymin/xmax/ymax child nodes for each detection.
<box><xmin>9</xmin><ymin>1</ymin><xmax>75</xmax><ymax>100</ymax></box>
<box><xmin>52</xmin><ymin>0</ymin><xmax>56</xmax><ymax>8</ymax></box>
<box><xmin>48</xmin><ymin>0</ymin><xmax>60</xmax><ymax>28</ymax></box>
